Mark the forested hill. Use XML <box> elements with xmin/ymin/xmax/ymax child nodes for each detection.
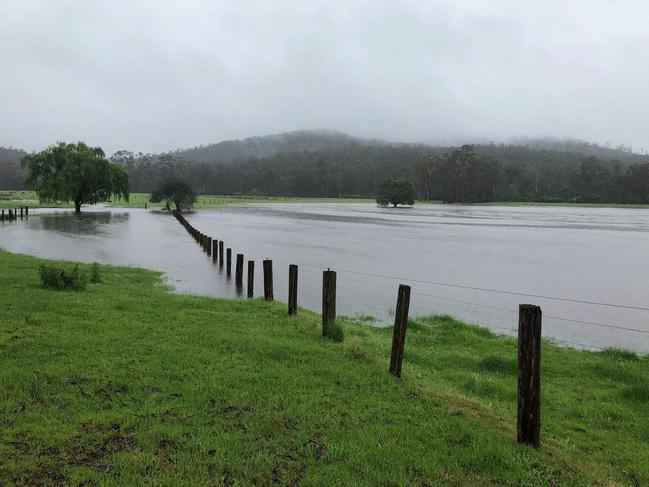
<box><xmin>165</xmin><ymin>130</ymin><xmax>382</xmax><ymax>164</ymax></box>
<box><xmin>2</xmin><ymin>132</ymin><xmax>649</xmax><ymax>203</ymax></box>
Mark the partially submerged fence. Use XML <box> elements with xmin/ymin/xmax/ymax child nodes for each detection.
<box><xmin>0</xmin><ymin>206</ymin><xmax>28</xmax><ymax>222</ymax></box>
<box><xmin>169</xmin><ymin>208</ymin><xmax>649</xmax><ymax>449</ymax></box>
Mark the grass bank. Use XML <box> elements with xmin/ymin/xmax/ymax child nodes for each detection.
<box><xmin>0</xmin><ymin>249</ymin><xmax>648</xmax><ymax>485</ymax></box>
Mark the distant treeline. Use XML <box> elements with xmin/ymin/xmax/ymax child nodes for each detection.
<box><xmin>3</xmin><ymin>138</ymin><xmax>649</xmax><ymax>203</ymax></box>
<box><xmin>109</xmin><ymin>144</ymin><xmax>649</xmax><ymax>204</ymax></box>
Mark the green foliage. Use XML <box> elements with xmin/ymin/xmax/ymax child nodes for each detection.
<box><xmin>21</xmin><ymin>142</ymin><xmax>129</xmax><ymax>213</ymax></box>
<box><xmin>90</xmin><ymin>262</ymin><xmax>102</xmax><ymax>283</ymax></box>
<box><xmin>149</xmin><ymin>177</ymin><xmax>197</xmax><ymax>211</ymax></box>
<box><xmin>376</xmin><ymin>178</ymin><xmax>415</xmax><ymax>207</ymax></box>
<box><xmin>38</xmin><ymin>263</ymin><xmax>88</xmax><ymax>290</ymax></box>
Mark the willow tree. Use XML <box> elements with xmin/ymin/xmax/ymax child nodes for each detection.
<box><xmin>22</xmin><ymin>142</ymin><xmax>129</xmax><ymax>213</ymax></box>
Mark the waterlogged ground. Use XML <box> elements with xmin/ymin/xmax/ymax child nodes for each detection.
<box><xmin>1</xmin><ymin>203</ymin><xmax>648</xmax><ymax>351</ymax></box>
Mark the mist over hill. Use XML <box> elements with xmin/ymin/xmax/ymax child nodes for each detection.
<box><xmin>165</xmin><ymin>130</ymin><xmax>384</xmax><ymax>164</ymax></box>
<box><xmin>2</xmin><ymin>130</ymin><xmax>649</xmax><ymax>203</ymax></box>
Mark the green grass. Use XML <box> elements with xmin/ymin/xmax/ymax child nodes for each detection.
<box><xmin>4</xmin><ymin>190</ymin><xmax>649</xmax><ymax>210</ymax></box>
<box><xmin>1</xmin><ymin>249</ymin><xmax>647</xmax><ymax>485</ymax></box>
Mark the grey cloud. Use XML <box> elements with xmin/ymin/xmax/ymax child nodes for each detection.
<box><xmin>1</xmin><ymin>0</ymin><xmax>648</xmax><ymax>154</ymax></box>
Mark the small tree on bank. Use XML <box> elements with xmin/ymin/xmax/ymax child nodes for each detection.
<box><xmin>22</xmin><ymin>142</ymin><xmax>129</xmax><ymax>213</ymax></box>
<box><xmin>150</xmin><ymin>177</ymin><xmax>197</xmax><ymax>212</ymax></box>
<box><xmin>376</xmin><ymin>178</ymin><xmax>415</xmax><ymax>207</ymax></box>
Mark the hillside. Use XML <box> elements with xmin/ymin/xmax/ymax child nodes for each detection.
<box><xmin>165</xmin><ymin>129</ymin><xmax>382</xmax><ymax>164</ymax></box>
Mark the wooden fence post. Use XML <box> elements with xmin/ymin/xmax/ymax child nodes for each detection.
<box><xmin>517</xmin><ymin>304</ymin><xmax>542</xmax><ymax>448</ymax></box>
<box><xmin>219</xmin><ymin>241</ymin><xmax>224</xmax><ymax>267</ymax></box>
<box><xmin>247</xmin><ymin>261</ymin><xmax>254</xmax><ymax>298</ymax></box>
<box><xmin>263</xmin><ymin>259</ymin><xmax>273</xmax><ymax>301</ymax></box>
<box><xmin>322</xmin><ymin>270</ymin><xmax>336</xmax><ymax>336</ymax></box>
<box><xmin>288</xmin><ymin>264</ymin><xmax>298</xmax><ymax>315</ymax></box>
<box><xmin>20</xmin><ymin>207</ymin><xmax>23</xmax><ymax>219</ymax></box>
<box><xmin>144</xmin><ymin>202</ymin><xmax>147</xmax><ymax>210</ymax></box>
<box><xmin>1</xmin><ymin>209</ymin><xmax>4</xmax><ymax>221</ymax></box>
<box><xmin>212</xmin><ymin>240</ymin><xmax>218</xmax><ymax>262</ymax></box>
<box><xmin>389</xmin><ymin>284</ymin><xmax>411</xmax><ymax>378</ymax></box>
<box><xmin>226</xmin><ymin>248</ymin><xmax>232</xmax><ymax>276</ymax></box>
<box><xmin>207</xmin><ymin>237</ymin><xmax>212</xmax><ymax>256</ymax></box>
<box><xmin>235</xmin><ymin>254</ymin><xmax>244</xmax><ymax>288</ymax></box>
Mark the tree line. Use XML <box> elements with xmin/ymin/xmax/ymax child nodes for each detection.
<box><xmin>109</xmin><ymin>143</ymin><xmax>649</xmax><ymax>204</ymax></box>
<box><xmin>3</xmin><ymin>138</ymin><xmax>649</xmax><ymax>204</ymax></box>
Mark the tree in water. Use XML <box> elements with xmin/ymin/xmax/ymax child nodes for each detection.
<box><xmin>150</xmin><ymin>177</ymin><xmax>197</xmax><ymax>212</ymax></box>
<box><xmin>376</xmin><ymin>178</ymin><xmax>415</xmax><ymax>207</ymax></box>
<box><xmin>22</xmin><ymin>142</ymin><xmax>129</xmax><ymax>213</ymax></box>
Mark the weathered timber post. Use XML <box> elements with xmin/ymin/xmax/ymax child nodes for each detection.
<box><xmin>389</xmin><ymin>284</ymin><xmax>411</xmax><ymax>378</ymax></box>
<box><xmin>263</xmin><ymin>259</ymin><xmax>273</xmax><ymax>301</ymax></box>
<box><xmin>1</xmin><ymin>209</ymin><xmax>4</xmax><ymax>221</ymax></box>
<box><xmin>24</xmin><ymin>206</ymin><xmax>28</xmax><ymax>218</ymax></box>
<box><xmin>144</xmin><ymin>202</ymin><xmax>148</xmax><ymax>210</ymax></box>
<box><xmin>517</xmin><ymin>304</ymin><xmax>542</xmax><ymax>448</ymax></box>
<box><xmin>212</xmin><ymin>240</ymin><xmax>218</xmax><ymax>262</ymax></box>
<box><xmin>288</xmin><ymin>264</ymin><xmax>298</xmax><ymax>315</ymax></box>
<box><xmin>322</xmin><ymin>270</ymin><xmax>336</xmax><ymax>336</ymax></box>
<box><xmin>226</xmin><ymin>248</ymin><xmax>232</xmax><ymax>276</ymax></box>
<box><xmin>20</xmin><ymin>207</ymin><xmax>23</xmax><ymax>219</ymax></box>
<box><xmin>247</xmin><ymin>261</ymin><xmax>254</xmax><ymax>298</ymax></box>
<box><xmin>235</xmin><ymin>254</ymin><xmax>244</xmax><ymax>288</ymax></box>
<box><xmin>8</xmin><ymin>209</ymin><xmax>13</xmax><ymax>220</ymax></box>
<box><xmin>219</xmin><ymin>241</ymin><xmax>224</xmax><ymax>267</ymax></box>
<box><xmin>207</xmin><ymin>237</ymin><xmax>212</xmax><ymax>256</ymax></box>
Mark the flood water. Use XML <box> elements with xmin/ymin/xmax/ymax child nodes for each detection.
<box><xmin>1</xmin><ymin>203</ymin><xmax>648</xmax><ymax>352</ymax></box>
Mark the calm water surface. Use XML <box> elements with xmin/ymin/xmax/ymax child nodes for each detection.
<box><xmin>1</xmin><ymin>203</ymin><xmax>648</xmax><ymax>351</ymax></box>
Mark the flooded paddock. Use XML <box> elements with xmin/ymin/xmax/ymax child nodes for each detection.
<box><xmin>1</xmin><ymin>203</ymin><xmax>648</xmax><ymax>351</ymax></box>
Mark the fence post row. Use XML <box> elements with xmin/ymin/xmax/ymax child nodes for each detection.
<box><xmin>247</xmin><ymin>261</ymin><xmax>254</xmax><ymax>298</ymax></box>
<box><xmin>288</xmin><ymin>264</ymin><xmax>298</xmax><ymax>315</ymax></box>
<box><xmin>517</xmin><ymin>304</ymin><xmax>542</xmax><ymax>448</ymax></box>
<box><xmin>389</xmin><ymin>284</ymin><xmax>411</xmax><ymax>378</ymax></box>
<box><xmin>235</xmin><ymin>254</ymin><xmax>244</xmax><ymax>288</ymax></box>
<box><xmin>263</xmin><ymin>259</ymin><xmax>273</xmax><ymax>301</ymax></box>
<box><xmin>322</xmin><ymin>270</ymin><xmax>336</xmax><ymax>336</ymax></box>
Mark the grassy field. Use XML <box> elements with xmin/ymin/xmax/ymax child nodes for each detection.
<box><xmin>3</xmin><ymin>190</ymin><xmax>649</xmax><ymax>210</ymax></box>
<box><xmin>0</xmin><ymin>190</ymin><xmax>374</xmax><ymax>210</ymax></box>
<box><xmin>0</xmin><ymin>249</ymin><xmax>647</xmax><ymax>485</ymax></box>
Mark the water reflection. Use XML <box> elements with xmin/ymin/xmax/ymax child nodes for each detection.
<box><xmin>35</xmin><ymin>211</ymin><xmax>130</xmax><ymax>235</ymax></box>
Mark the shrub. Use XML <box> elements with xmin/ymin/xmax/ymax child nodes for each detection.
<box><xmin>39</xmin><ymin>264</ymin><xmax>88</xmax><ymax>291</ymax></box>
<box><xmin>324</xmin><ymin>322</ymin><xmax>345</xmax><ymax>342</ymax></box>
<box><xmin>90</xmin><ymin>262</ymin><xmax>102</xmax><ymax>283</ymax></box>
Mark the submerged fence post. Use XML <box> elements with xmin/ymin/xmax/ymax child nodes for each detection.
<box><xmin>322</xmin><ymin>270</ymin><xmax>336</xmax><ymax>336</ymax></box>
<box><xmin>389</xmin><ymin>284</ymin><xmax>411</xmax><ymax>378</ymax></box>
<box><xmin>288</xmin><ymin>264</ymin><xmax>298</xmax><ymax>315</ymax></box>
<box><xmin>235</xmin><ymin>254</ymin><xmax>244</xmax><ymax>289</ymax></box>
<box><xmin>207</xmin><ymin>237</ymin><xmax>212</xmax><ymax>256</ymax></box>
<box><xmin>1</xmin><ymin>209</ymin><xmax>4</xmax><ymax>221</ymax></box>
<box><xmin>263</xmin><ymin>259</ymin><xmax>273</xmax><ymax>301</ymax></box>
<box><xmin>212</xmin><ymin>240</ymin><xmax>218</xmax><ymax>262</ymax></box>
<box><xmin>517</xmin><ymin>304</ymin><xmax>542</xmax><ymax>448</ymax></box>
<box><xmin>219</xmin><ymin>241</ymin><xmax>224</xmax><ymax>267</ymax></box>
<box><xmin>247</xmin><ymin>260</ymin><xmax>254</xmax><ymax>298</ymax></box>
<box><xmin>226</xmin><ymin>248</ymin><xmax>232</xmax><ymax>276</ymax></box>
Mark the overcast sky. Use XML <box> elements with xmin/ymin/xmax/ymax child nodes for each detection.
<box><xmin>1</xmin><ymin>0</ymin><xmax>648</xmax><ymax>155</ymax></box>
